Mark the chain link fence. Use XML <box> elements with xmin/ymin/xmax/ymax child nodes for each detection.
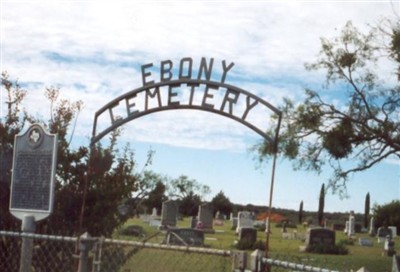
<box><xmin>0</xmin><ymin>231</ymin><xmax>233</xmax><ymax>272</ymax></box>
<box><xmin>0</xmin><ymin>231</ymin><xmax>77</xmax><ymax>271</ymax></box>
<box><xmin>0</xmin><ymin>230</ymin><xmax>348</xmax><ymax>272</ymax></box>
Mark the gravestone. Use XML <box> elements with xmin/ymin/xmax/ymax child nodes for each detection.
<box><xmin>377</xmin><ymin>227</ymin><xmax>393</xmax><ymax>243</ymax></box>
<box><xmin>239</xmin><ymin>227</ymin><xmax>257</xmax><ymax>246</ymax></box>
<box><xmin>359</xmin><ymin>238</ymin><xmax>373</xmax><ymax>247</ymax></box>
<box><xmin>306</xmin><ymin>228</ymin><xmax>336</xmax><ymax>248</ymax></box>
<box><xmin>165</xmin><ymin>228</ymin><xmax>204</xmax><ymax>246</ymax></box>
<box><xmin>265</xmin><ymin>218</ymin><xmax>270</xmax><ymax>234</ymax></box>
<box><xmin>369</xmin><ymin>217</ymin><xmax>376</xmax><ymax>236</ymax></box>
<box><xmin>236</xmin><ymin>211</ymin><xmax>254</xmax><ymax>233</ymax></box>
<box><xmin>384</xmin><ymin>236</ymin><xmax>396</xmax><ymax>257</ymax></box>
<box><xmin>151</xmin><ymin>207</ymin><xmax>157</xmax><ymax>218</ymax></box>
<box><xmin>190</xmin><ymin>216</ymin><xmax>198</xmax><ymax>229</ymax></box>
<box><xmin>149</xmin><ymin>219</ymin><xmax>161</xmax><ymax>228</ymax></box>
<box><xmin>389</xmin><ymin>226</ymin><xmax>397</xmax><ymax>238</ymax></box>
<box><xmin>161</xmin><ymin>200</ymin><xmax>178</xmax><ymax>227</ymax></box>
<box><xmin>198</xmin><ymin>203</ymin><xmax>213</xmax><ymax>230</ymax></box>
<box><xmin>347</xmin><ymin>211</ymin><xmax>355</xmax><ymax>237</ymax></box>
<box><xmin>344</xmin><ymin>221</ymin><xmax>349</xmax><ymax>233</ymax></box>
<box><xmin>232</xmin><ymin>218</ymin><xmax>238</xmax><ymax>229</ymax></box>
<box><xmin>10</xmin><ymin>124</ymin><xmax>57</xmax><ymax>221</ymax></box>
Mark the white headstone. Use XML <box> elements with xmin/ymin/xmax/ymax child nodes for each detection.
<box><xmin>347</xmin><ymin>211</ymin><xmax>355</xmax><ymax>237</ymax></box>
<box><xmin>265</xmin><ymin>217</ymin><xmax>270</xmax><ymax>233</ymax></box>
<box><xmin>389</xmin><ymin>226</ymin><xmax>397</xmax><ymax>238</ymax></box>
<box><xmin>151</xmin><ymin>207</ymin><xmax>157</xmax><ymax>217</ymax></box>
<box><xmin>236</xmin><ymin>211</ymin><xmax>254</xmax><ymax>233</ymax></box>
<box><xmin>369</xmin><ymin>217</ymin><xmax>375</xmax><ymax>236</ymax></box>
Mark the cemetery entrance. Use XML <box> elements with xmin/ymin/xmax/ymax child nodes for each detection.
<box><xmin>88</xmin><ymin>57</ymin><xmax>283</xmax><ymax>270</ymax></box>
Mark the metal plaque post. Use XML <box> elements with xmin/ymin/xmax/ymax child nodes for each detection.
<box><xmin>9</xmin><ymin>124</ymin><xmax>57</xmax><ymax>272</ymax></box>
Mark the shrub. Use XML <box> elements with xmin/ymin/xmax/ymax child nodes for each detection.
<box><xmin>306</xmin><ymin>243</ymin><xmax>348</xmax><ymax>255</ymax></box>
<box><xmin>234</xmin><ymin>239</ymin><xmax>266</xmax><ymax>251</ymax></box>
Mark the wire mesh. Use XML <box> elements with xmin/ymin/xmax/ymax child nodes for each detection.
<box><xmin>0</xmin><ymin>231</ymin><xmax>232</xmax><ymax>272</ymax></box>
<box><xmin>0</xmin><ymin>231</ymin><xmax>344</xmax><ymax>272</ymax></box>
<box><xmin>94</xmin><ymin>238</ymin><xmax>232</xmax><ymax>272</ymax></box>
<box><xmin>0</xmin><ymin>232</ymin><xmax>77</xmax><ymax>272</ymax></box>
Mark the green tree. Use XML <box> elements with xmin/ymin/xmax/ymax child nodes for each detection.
<box><xmin>210</xmin><ymin>190</ymin><xmax>233</xmax><ymax>218</ymax></box>
<box><xmin>364</xmin><ymin>192</ymin><xmax>370</xmax><ymax>228</ymax></box>
<box><xmin>298</xmin><ymin>200</ymin><xmax>304</xmax><ymax>224</ymax></box>
<box><xmin>168</xmin><ymin>175</ymin><xmax>210</xmax><ymax>216</ymax></box>
<box><xmin>373</xmin><ymin>200</ymin><xmax>400</xmax><ymax>234</ymax></box>
<box><xmin>143</xmin><ymin>179</ymin><xmax>168</xmax><ymax>214</ymax></box>
<box><xmin>179</xmin><ymin>192</ymin><xmax>202</xmax><ymax>216</ymax></box>
<box><xmin>129</xmin><ymin>168</ymin><xmax>165</xmax><ymax>216</ymax></box>
<box><xmin>318</xmin><ymin>183</ymin><xmax>325</xmax><ymax>226</ymax></box>
<box><xmin>168</xmin><ymin>175</ymin><xmax>210</xmax><ymax>199</ymax></box>
<box><xmin>0</xmin><ymin>72</ymin><xmax>29</xmax><ymax>230</ymax></box>
<box><xmin>253</xmin><ymin>20</ymin><xmax>400</xmax><ymax>194</ymax></box>
<box><xmin>0</xmin><ymin>72</ymin><xmax>138</xmax><ymax>236</ymax></box>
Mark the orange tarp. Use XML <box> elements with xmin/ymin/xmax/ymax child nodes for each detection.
<box><xmin>256</xmin><ymin>212</ymin><xmax>286</xmax><ymax>222</ymax></box>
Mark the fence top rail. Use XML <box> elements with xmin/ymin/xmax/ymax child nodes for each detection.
<box><xmin>102</xmin><ymin>237</ymin><xmax>232</xmax><ymax>257</ymax></box>
<box><xmin>0</xmin><ymin>231</ymin><xmax>78</xmax><ymax>242</ymax></box>
<box><xmin>262</xmin><ymin>257</ymin><xmax>341</xmax><ymax>272</ymax></box>
<box><xmin>0</xmin><ymin>230</ymin><xmax>231</xmax><ymax>257</ymax></box>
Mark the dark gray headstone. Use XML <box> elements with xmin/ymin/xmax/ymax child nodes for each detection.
<box><xmin>9</xmin><ymin>124</ymin><xmax>57</xmax><ymax>221</ymax></box>
<box><xmin>165</xmin><ymin>228</ymin><xmax>204</xmax><ymax>246</ymax></box>
<box><xmin>232</xmin><ymin>218</ymin><xmax>238</xmax><ymax>229</ymax></box>
<box><xmin>190</xmin><ymin>216</ymin><xmax>198</xmax><ymax>229</ymax></box>
<box><xmin>378</xmin><ymin>227</ymin><xmax>393</xmax><ymax>239</ymax></box>
<box><xmin>306</xmin><ymin>228</ymin><xmax>335</xmax><ymax>247</ymax></box>
<box><xmin>198</xmin><ymin>203</ymin><xmax>213</xmax><ymax>230</ymax></box>
<box><xmin>161</xmin><ymin>200</ymin><xmax>178</xmax><ymax>227</ymax></box>
<box><xmin>239</xmin><ymin>227</ymin><xmax>257</xmax><ymax>245</ymax></box>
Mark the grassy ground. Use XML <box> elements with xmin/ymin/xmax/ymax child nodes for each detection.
<box><xmin>114</xmin><ymin>217</ymin><xmax>399</xmax><ymax>272</ymax></box>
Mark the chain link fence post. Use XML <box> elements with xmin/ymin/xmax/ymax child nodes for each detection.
<box><xmin>78</xmin><ymin>232</ymin><xmax>96</xmax><ymax>272</ymax></box>
<box><xmin>19</xmin><ymin>215</ymin><xmax>35</xmax><ymax>272</ymax></box>
<box><xmin>232</xmin><ymin>250</ymin><xmax>247</xmax><ymax>271</ymax></box>
<box><xmin>250</xmin><ymin>249</ymin><xmax>266</xmax><ymax>272</ymax></box>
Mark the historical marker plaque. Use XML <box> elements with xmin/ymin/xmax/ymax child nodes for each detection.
<box><xmin>9</xmin><ymin>124</ymin><xmax>57</xmax><ymax>221</ymax></box>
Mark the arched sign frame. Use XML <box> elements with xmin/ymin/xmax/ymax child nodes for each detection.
<box><xmin>88</xmin><ymin>58</ymin><xmax>282</xmax><ymax>254</ymax></box>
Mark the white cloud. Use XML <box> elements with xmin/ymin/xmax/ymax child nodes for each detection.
<box><xmin>1</xmin><ymin>1</ymin><xmax>398</xmax><ymax>152</ymax></box>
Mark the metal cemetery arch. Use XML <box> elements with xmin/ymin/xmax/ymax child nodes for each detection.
<box><xmin>89</xmin><ymin>57</ymin><xmax>282</xmax><ymax>253</ymax></box>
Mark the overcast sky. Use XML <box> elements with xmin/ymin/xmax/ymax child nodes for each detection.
<box><xmin>1</xmin><ymin>1</ymin><xmax>399</xmax><ymax>214</ymax></box>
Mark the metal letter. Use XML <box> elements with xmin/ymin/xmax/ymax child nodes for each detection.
<box><xmin>161</xmin><ymin>60</ymin><xmax>173</xmax><ymax>82</ymax></box>
<box><xmin>242</xmin><ymin>96</ymin><xmax>259</xmax><ymax>120</ymax></box>
<box><xmin>141</xmin><ymin>63</ymin><xmax>154</xmax><ymax>86</ymax></box>
<box><xmin>197</xmin><ymin>57</ymin><xmax>214</xmax><ymax>81</ymax></box>
<box><xmin>220</xmin><ymin>88</ymin><xmax>240</xmax><ymax>115</ymax></box>
<box><xmin>126</xmin><ymin>94</ymin><xmax>139</xmax><ymax>116</ymax></box>
<box><xmin>109</xmin><ymin>102</ymin><xmax>120</xmax><ymax>124</ymax></box>
<box><xmin>145</xmin><ymin>87</ymin><xmax>162</xmax><ymax>110</ymax></box>
<box><xmin>221</xmin><ymin>60</ymin><xmax>235</xmax><ymax>83</ymax></box>
<box><xmin>187</xmin><ymin>83</ymin><xmax>199</xmax><ymax>106</ymax></box>
<box><xmin>168</xmin><ymin>83</ymin><xmax>180</xmax><ymax>106</ymax></box>
<box><xmin>179</xmin><ymin>58</ymin><xmax>193</xmax><ymax>80</ymax></box>
<box><xmin>202</xmin><ymin>84</ymin><xmax>219</xmax><ymax>109</ymax></box>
